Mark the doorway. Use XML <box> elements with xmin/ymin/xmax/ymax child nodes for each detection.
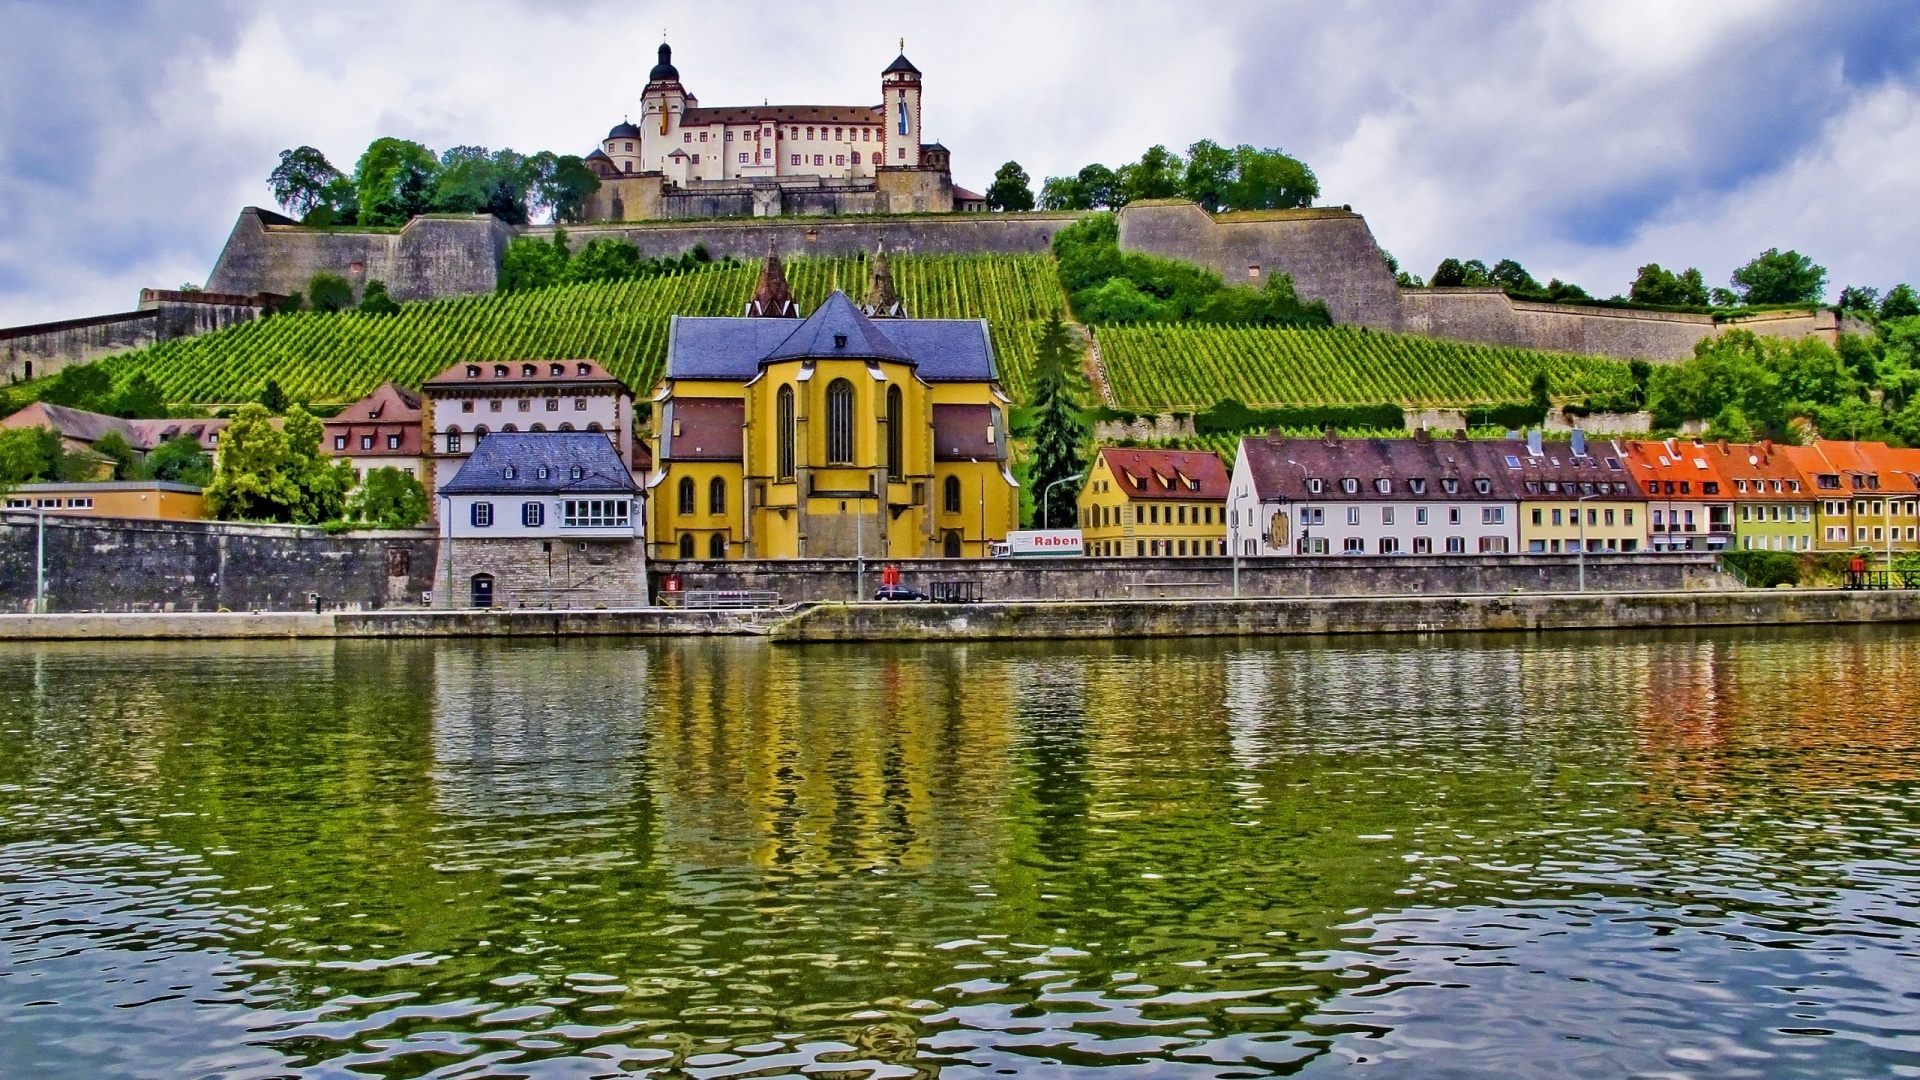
<box><xmin>469</xmin><ymin>573</ymin><xmax>495</xmax><ymax>608</ymax></box>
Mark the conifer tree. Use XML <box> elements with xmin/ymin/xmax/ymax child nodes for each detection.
<box><xmin>1028</xmin><ymin>312</ymin><xmax>1089</xmax><ymax>528</ymax></box>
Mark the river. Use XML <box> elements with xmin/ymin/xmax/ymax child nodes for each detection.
<box><xmin>2</xmin><ymin>628</ymin><xmax>1917</xmax><ymax>1078</ymax></box>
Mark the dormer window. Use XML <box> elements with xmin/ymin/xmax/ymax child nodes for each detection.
<box><xmin>577</xmin><ymin>363</ymin><xmax>590</xmax><ymax>376</ymax></box>
<box><xmin>1409</xmin><ymin>479</ymin><xmax>1427</xmax><ymax>494</ymax></box>
<box><xmin>1306</xmin><ymin>478</ymin><xmax>1323</xmax><ymax>494</ymax></box>
<box><xmin>504</xmin><ymin>466</ymin><xmax>516</xmax><ymax>479</ymax></box>
<box><xmin>550</xmin><ymin>363</ymin><xmax>564</xmax><ymax>376</ymax></box>
<box><xmin>570</xmin><ymin>465</ymin><xmax>583</xmax><ymax>480</ymax></box>
<box><xmin>466</xmin><ymin>365</ymin><xmax>480</xmax><ymax>378</ymax></box>
<box><xmin>537</xmin><ymin>466</ymin><xmax>550</xmax><ymax>480</ymax></box>
<box><xmin>1442</xmin><ymin>478</ymin><xmax>1459</xmax><ymax>494</ymax></box>
<box><xmin>1374</xmin><ymin>478</ymin><xmax>1391</xmax><ymax>494</ymax></box>
<box><xmin>1736</xmin><ymin>479</ymin><xmax>1747</xmax><ymax>492</ymax></box>
<box><xmin>494</xmin><ymin>365</ymin><xmax>508</xmax><ymax>377</ymax></box>
<box><xmin>834</xmin><ymin>334</ymin><xmax>848</xmax><ymax>349</ymax></box>
<box><xmin>1526</xmin><ymin>482</ymin><xmax>1540</xmax><ymax>494</ymax></box>
<box><xmin>1341</xmin><ymin>478</ymin><xmax>1359</xmax><ymax>494</ymax></box>
<box><xmin>1474</xmin><ymin>478</ymin><xmax>1491</xmax><ymax>495</ymax></box>
<box><xmin>521</xmin><ymin>364</ymin><xmax>536</xmax><ymax>377</ymax></box>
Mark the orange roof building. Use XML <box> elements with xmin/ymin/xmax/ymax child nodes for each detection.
<box><xmin>1079</xmin><ymin>447</ymin><xmax>1231</xmax><ymax>558</ymax></box>
<box><xmin>1622</xmin><ymin>439</ymin><xmax>1735</xmax><ymax>550</ymax></box>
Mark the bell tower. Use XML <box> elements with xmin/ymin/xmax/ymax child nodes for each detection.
<box><xmin>880</xmin><ymin>43</ymin><xmax>922</xmax><ymax>168</ymax></box>
<box><xmin>640</xmin><ymin>41</ymin><xmax>688</xmax><ymax>172</ymax></box>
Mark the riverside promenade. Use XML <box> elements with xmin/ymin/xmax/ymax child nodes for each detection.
<box><xmin>2</xmin><ymin>589</ymin><xmax>1917</xmax><ymax>644</ymax></box>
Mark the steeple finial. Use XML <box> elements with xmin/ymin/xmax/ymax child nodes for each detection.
<box><xmin>863</xmin><ymin>242</ymin><xmax>903</xmax><ymax>318</ymax></box>
<box><xmin>748</xmin><ymin>240</ymin><xmax>797</xmax><ymax>318</ymax></box>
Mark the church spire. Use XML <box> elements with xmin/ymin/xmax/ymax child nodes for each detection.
<box><xmin>863</xmin><ymin>242</ymin><xmax>903</xmax><ymax>318</ymax></box>
<box><xmin>748</xmin><ymin>240</ymin><xmax>797</xmax><ymax>317</ymax></box>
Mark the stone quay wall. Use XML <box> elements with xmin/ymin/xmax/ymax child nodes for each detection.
<box><xmin>769</xmin><ymin>588</ymin><xmax>1920</xmax><ymax>643</ymax></box>
<box><xmin>432</xmin><ymin>536</ymin><xmax>649</xmax><ymax>609</ymax></box>
<box><xmin>650</xmin><ymin>552</ymin><xmax>1730</xmax><ymax>605</ymax></box>
<box><xmin>0</xmin><ymin>514</ymin><xmax>438</xmax><ymax>614</ymax></box>
<box><xmin>2</xmin><ymin>291</ymin><xmax>271</xmax><ymax>383</ymax></box>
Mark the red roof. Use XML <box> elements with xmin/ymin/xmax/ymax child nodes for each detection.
<box><xmin>1623</xmin><ymin>439</ymin><xmax>1732</xmax><ymax>497</ymax></box>
<box><xmin>1098</xmin><ymin>447</ymin><xmax>1229</xmax><ymax>501</ymax></box>
<box><xmin>323</xmin><ymin>383</ymin><xmax>425</xmax><ymax>458</ymax></box>
<box><xmin>1702</xmin><ymin>440</ymin><xmax>1815</xmax><ymax>500</ymax></box>
<box><xmin>424</xmin><ymin>359</ymin><xmax>624</xmax><ymax>392</ymax></box>
<box><xmin>684</xmin><ymin>105</ymin><xmax>881</xmax><ymax>127</ymax></box>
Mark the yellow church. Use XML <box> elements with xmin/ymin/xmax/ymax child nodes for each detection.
<box><xmin>647</xmin><ymin>251</ymin><xmax>1019</xmax><ymax>560</ymax></box>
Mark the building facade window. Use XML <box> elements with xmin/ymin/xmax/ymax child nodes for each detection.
<box><xmin>709</xmin><ymin>476</ymin><xmax>726</xmax><ymax>514</ymax></box>
<box><xmin>678</xmin><ymin>476</ymin><xmax>695</xmax><ymax>515</ymax></box>
<box><xmin>563</xmin><ymin>499</ymin><xmax>629</xmax><ymax>528</ymax></box>
<box><xmin>470</xmin><ymin>502</ymin><xmax>493</xmax><ymax>527</ymax></box>
<box><xmin>826</xmin><ymin>378</ymin><xmax>855</xmax><ymax>464</ymax></box>
<box><xmin>944</xmin><ymin>475</ymin><xmax>962</xmax><ymax>513</ymax></box>
<box><xmin>522</xmin><ymin>502</ymin><xmax>544</xmax><ymax>527</ymax></box>
<box><xmin>708</xmin><ymin>533</ymin><xmax>727</xmax><ymax>559</ymax></box>
<box><xmin>679</xmin><ymin>534</ymin><xmax>695</xmax><ymax>558</ymax></box>
<box><xmin>777</xmin><ymin>385</ymin><xmax>796</xmax><ymax>479</ymax></box>
<box><xmin>885</xmin><ymin>385</ymin><xmax>903</xmax><ymax>480</ymax></box>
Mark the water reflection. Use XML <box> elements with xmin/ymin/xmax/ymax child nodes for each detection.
<box><xmin>0</xmin><ymin>628</ymin><xmax>1915</xmax><ymax>1077</ymax></box>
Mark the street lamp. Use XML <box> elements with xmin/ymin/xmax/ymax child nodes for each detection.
<box><xmin>1041</xmin><ymin>472</ymin><xmax>1084</xmax><ymax>531</ymax></box>
<box><xmin>1286</xmin><ymin>459</ymin><xmax>1313</xmax><ymax>598</ymax></box>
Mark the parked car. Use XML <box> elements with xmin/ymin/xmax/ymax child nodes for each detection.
<box><xmin>873</xmin><ymin>585</ymin><xmax>930</xmax><ymax>602</ymax></box>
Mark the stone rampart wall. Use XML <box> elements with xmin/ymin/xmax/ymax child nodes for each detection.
<box><xmin>651</xmin><ymin>552</ymin><xmax>1728</xmax><ymax>604</ymax></box>
<box><xmin>2</xmin><ymin>295</ymin><xmax>269</xmax><ymax>383</ymax></box>
<box><xmin>0</xmin><ymin>514</ymin><xmax>438</xmax><ymax>614</ymax></box>
<box><xmin>530</xmin><ymin>212</ymin><xmax>1081</xmax><ymax>263</ymax></box>
<box><xmin>204</xmin><ymin>209</ymin><xmax>513</xmax><ymax>303</ymax></box>
<box><xmin>1401</xmin><ymin>290</ymin><xmax>1858</xmax><ymax>361</ymax></box>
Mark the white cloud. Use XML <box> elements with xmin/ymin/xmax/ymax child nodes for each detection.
<box><xmin>0</xmin><ymin>0</ymin><xmax>1915</xmax><ymax>325</ymax></box>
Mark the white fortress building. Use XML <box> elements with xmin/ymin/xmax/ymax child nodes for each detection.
<box><xmin>581</xmin><ymin>43</ymin><xmax>983</xmax><ymax>221</ymax></box>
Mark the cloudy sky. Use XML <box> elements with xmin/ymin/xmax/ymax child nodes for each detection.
<box><xmin>3</xmin><ymin>0</ymin><xmax>1917</xmax><ymax>325</ymax></box>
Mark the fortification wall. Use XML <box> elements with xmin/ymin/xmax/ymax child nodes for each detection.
<box><xmin>0</xmin><ymin>514</ymin><xmax>438</xmax><ymax>614</ymax></box>
<box><xmin>204</xmin><ymin>208</ymin><xmax>513</xmax><ymax>302</ymax></box>
<box><xmin>2</xmin><ymin>291</ymin><xmax>269</xmax><ymax>383</ymax></box>
<box><xmin>1401</xmin><ymin>290</ymin><xmax>1857</xmax><ymax>361</ymax></box>
<box><xmin>1116</xmin><ymin>200</ymin><xmax>1405</xmax><ymax>327</ymax></box>
<box><xmin>524</xmin><ymin>212</ymin><xmax>1081</xmax><ymax>262</ymax></box>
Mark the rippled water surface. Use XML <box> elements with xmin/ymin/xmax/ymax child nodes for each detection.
<box><xmin>3</xmin><ymin>628</ymin><xmax>1919</xmax><ymax>1078</ymax></box>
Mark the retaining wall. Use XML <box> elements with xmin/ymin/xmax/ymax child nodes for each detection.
<box><xmin>204</xmin><ymin>209</ymin><xmax>514</xmax><ymax>303</ymax></box>
<box><xmin>2</xmin><ymin>291</ymin><xmax>270</xmax><ymax>383</ymax></box>
<box><xmin>650</xmin><ymin>553</ymin><xmax>1730</xmax><ymax>604</ymax></box>
<box><xmin>769</xmin><ymin>588</ymin><xmax>1920</xmax><ymax>642</ymax></box>
<box><xmin>0</xmin><ymin>514</ymin><xmax>439</xmax><ymax>614</ymax></box>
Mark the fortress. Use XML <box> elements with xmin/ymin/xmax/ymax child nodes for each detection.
<box><xmin>578</xmin><ymin>43</ymin><xmax>980</xmax><ymax>222</ymax></box>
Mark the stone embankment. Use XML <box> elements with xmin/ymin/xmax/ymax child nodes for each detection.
<box><xmin>1</xmin><ymin>589</ymin><xmax>1914</xmax><ymax>644</ymax></box>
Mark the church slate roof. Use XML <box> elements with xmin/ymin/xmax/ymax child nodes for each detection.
<box><xmin>666</xmin><ymin>291</ymin><xmax>997</xmax><ymax>383</ymax></box>
<box><xmin>437</xmin><ymin>432</ymin><xmax>636</xmax><ymax>496</ymax></box>
<box><xmin>883</xmin><ymin>53</ymin><xmax>921</xmax><ymax>75</ymax></box>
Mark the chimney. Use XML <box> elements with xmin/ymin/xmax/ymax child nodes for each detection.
<box><xmin>1527</xmin><ymin>428</ymin><xmax>1544</xmax><ymax>458</ymax></box>
<box><xmin>1414</xmin><ymin>426</ymin><xmax>1431</xmax><ymax>443</ymax></box>
<box><xmin>1323</xmin><ymin>425</ymin><xmax>1338</xmax><ymax>447</ymax></box>
<box><xmin>1570</xmin><ymin>429</ymin><xmax>1587</xmax><ymax>457</ymax></box>
<box><xmin>1455</xmin><ymin>428</ymin><xmax>1469</xmax><ymax>441</ymax></box>
<box><xmin>1266</xmin><ymin>427</ymin><xmax>1282</xmax><ymax>445</ymax></box>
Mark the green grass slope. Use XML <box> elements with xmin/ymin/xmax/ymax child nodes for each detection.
<box><xmin>1097</xmin><ymin>324</ymin><xmax>1636</xmax><ymax>409</ymax></box>
<box><xmin>101</xmin><ymin>254</ymin><xmax>1068</xmax><ymax>405</ymax></box>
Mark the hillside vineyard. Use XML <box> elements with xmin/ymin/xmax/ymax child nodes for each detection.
<box><xmin>101</xmin><ymin>255</ymin><xmax>1635</xmax><ymax>410</ymax></box>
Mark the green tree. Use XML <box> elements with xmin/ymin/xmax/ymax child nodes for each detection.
<box><xmin>284</xmin><ymin>406</ymin><xmax>355</xmax><ymax>523</ymax></box>
<box><xmin>1430</xmin><ymin>259</ymin><xmax>1469</xmax><ymax>287</ymax></box>
<box><xmin>1026</xmin><ymin>313</ymin><xmax>1088</xmax><ymax>528</ymax></box>
<box><xmin>1730</xmin><ymin>248</ymin><xmax>1826</xmax><ymax>305</ymax></box>
<box><xmin>1489</xmin><ymin>259</ymin><xmax>1542</xmax><ymax>294</ymax></box>
<box><xmin>144</xmin><ymin>434</ymin><xmax>212</xmax><ymax>486</ymax></box>
<box><xmin>1882</xmin><ymin>284</ymin><xmax>1919</xmax><ymax>320</ymax></box>
<box><xmin>564</xmin><ymin>237</ymin><xmax>645</xmax><ymax>284</ymax></box>
<box><xmin>0</xmin><ymin>426</ymin><xmax>66</xmax><ymax>485</ymax></box>
<box><xmin>431</xmin><ymin>145</ymin><xmax>535</xmax><ymax>224</ymax></box>
<box><xmin>268</xmin><ymin>146</ymin><xmax>344</xmax><ymax>219</ymax></box>
<box><xmin>1038</xmin><ymin>175</ymin><xmax>1084</xmax><ymax>211</ymax></box>
<box><xmin>499</xmin><ymin>230</ymin><xmax>571</xmax><ymax>292</ymax></box>
<box><xmin>343</xmin><ymin>466</ymin><xmax>429</xmax><ymax>528</ymax></box>
<box><xmin>107</xmin><ymin>372</ymin><xmax>168</xmax><ymax>418</ymax></box>
<box><xmin>358</xmin><ymin>279</ymin><xmax>400</xmax><ymax>315</ymax></box>
<box><xmin>1837</xmin><ymin>285</ymin><xmax>1881</xmax><ymax>314</ymax></box>
<box><xmin>1180</xmin><ymin>139</ymin><xmax>1235</xmax><ymax>212</ymax></box>
<box><xmin>529</xmin><ymin>152</ymin><xmax>601</xmax><ymax>223</ymax></box>
<box><xmin>257</xmin><ymin>378</ymin><xmax>289</xmax><ymax>414</ymax></box>
<box><xmin>354</xmin><ymin>137</ymin><xmax>439</xmax><ymax>226</ymax></box>
<box><xmin>1074</xmin><ymin>164</ymin><xmax>1119</xmax><ymax>209</ymax></box>
<box><xmin>38</xmin><ymin>363</ymin><xmax>113</xmax><ymax>410</ymax></box>
<box><xmin>1224</xmin><ymin>145</ymin><xmax>1317</xmax><ymax>211</ymax></box>
<box><xmin>204</xmin><ymin>405</ymin><xmax>300</xmax><ymax>521</ymax></box>
<box><xmin>986</xmin><ymin>161</ymin><xmax>1035</xmax><ymax>212</ymax></box>
<box><xmin>308</xmin><ymin>272</ymin><xmax>354</xmax><ymax>313</ymax></box>
<box><xmin>1116</xmin><ymin>144</ymin><xmax>1183</xmax><ymax>205</ymax></box>
<box><xmin>1630</xmin><ymin>263</ymin><xmax>1710</xmax><ymax>307</ymax></box>
<box><xmin>92</xmin><ymin>430</ymin><xmax>139</xmax><ymax>479</ymax></box>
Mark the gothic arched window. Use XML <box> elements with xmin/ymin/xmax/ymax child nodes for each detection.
<box><xmin>708</xmin><ymin>476</ymin><xmax>726</xmax><ymax>514</ymax></box>
<box><xmin>885</xmin><ymin>385</ymin><xmax>903</xmax><ymax>481</ymax></box>
<box><xmin>944</xmin><ymin>475</ymin><xmax>962</xmax><ymax>514</ymax></box>
<box><xmin>677</xmin><ymin>476</ymin><xmax>695</xmax><ymax>515</ymax></box>
<box><xmin>678</xmin><ymin>534</ymin><xmax>694</xmax><ymax>559</ymax></box>
<box><xmin>708</xmin><ymin>533</ymin><xmax>727</xmax><ymax>560</ymax></box>
<box><xmin>776</xmin><ymin>384</ymin><xmax>796</xmax><ymax>480</ymax></box>
<box><xmin>826</xmin><ymin>378</ymin><xmax>855</xmax><ymax>465</ymax></box>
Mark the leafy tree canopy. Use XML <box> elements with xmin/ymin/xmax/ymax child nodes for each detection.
<box><xmin>986</xmin><ymin>161</ymin><xmax>1035</xmax><ymax>212</ymax></box>
<box><xmin>204</xmin><ymin>404</ymin><xmax>353</xmax><ymax>524</ymax></box>
<box><xmin>1881</xmin><ymin>283</ymin><xmax>1919</xmax><ymax>320</ymax></box>
<box><xmin>495</xmin><ymin>232</ymin><xmax>720</xmax><ymax>293</ymax></box>
<box><xmin>144</xmin><ymin>434</ymin><xmax>212</xmax><ymax>486</ymax></box>
<box><xmin>268</xmin><ymin>146</ymin><xmax>344</xmax><ymax>220</ymax></box>
<box><xmin>354</xmin><ymin>137</ymin><xmax>440</xmax><ymax>226</ymax></box>
<box><xmin>307</xmin><ymin>273</ymin><xmax>355</xmax><ymax>313</ymax></box>
<box><xmin>1631</xmin><ymin>263</ymin><xmax>1710</xmax><ymax>308</ymax></box>
<box><xmin>1051</xmin><ymin>213</ymin><xmax>1330</xmax><ymax>328</ymax></box>
<box><xmin>1730</xmin><ymin>248</ymin><xmax>1827</xmax><ymax>306</ymax></box>
<box><xmin>0</xmin><ymin>426</ymin><xmax>71</xmax><ymax>487</ymax></box>
<box><xmin>358</xmin><ymin>279</ymin><xmax>400</xmax><ymax>316</ymax></box>
<box><xmin>344</xmin><ymin>466</ymin><xmax>429</xmax><ymax>529</ymax></box>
